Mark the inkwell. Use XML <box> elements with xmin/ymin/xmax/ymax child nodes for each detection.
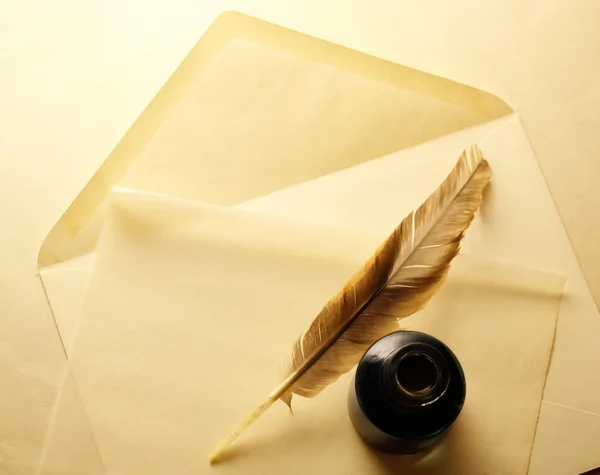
<box><xmin>348</xmin><ymin>331</ymin><xmax>466</xmax><ymax>454</ymax></box>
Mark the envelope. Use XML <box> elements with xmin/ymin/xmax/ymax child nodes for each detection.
<box><xmin>36</xmin><ymin>12</ymin><xmax>600</xmax><ymax>475</ymax></box>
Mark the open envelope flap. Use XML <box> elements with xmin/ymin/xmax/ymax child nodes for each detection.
<box><xmin>50</xmin><ymin>189</ymin><xmax>563</xmax><ymax>475</ymax></box>
<box><xmin>37</xmin><ymin>11</ymin><xmax>512</xmax><ymax>269</ymax></box>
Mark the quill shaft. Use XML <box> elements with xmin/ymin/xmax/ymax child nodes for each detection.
<box><xmin>209</xmin><ymin>367</ymin><xmax>312</xmax><ymax>463</ymax></box>
<box><xmin>209</xmin><ymin>399</ymin><xmax>275</xmax><ymax>463</ymax></box>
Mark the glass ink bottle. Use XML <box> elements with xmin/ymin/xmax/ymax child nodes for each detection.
<box><xmin>348</xmin><ymin>331</ymin><xmax>466</xmax><ymax>454</ymax></box>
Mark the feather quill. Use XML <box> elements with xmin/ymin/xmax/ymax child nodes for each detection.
<box><xmin>209</xmin><ymin>145</ymin><xmax>491</xmax><ymax>462</ymax></box>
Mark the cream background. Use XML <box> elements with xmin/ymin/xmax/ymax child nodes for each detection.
<box><xmin>1</xmin><ymin>1</ymin><xmax>599</xmax><ymax>474</ymax></box>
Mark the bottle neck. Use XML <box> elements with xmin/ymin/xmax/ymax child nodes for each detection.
<box><xmin>379</xmin><ymin>342</ymin><xmax>451</xmax><ymax>411</ymax></box>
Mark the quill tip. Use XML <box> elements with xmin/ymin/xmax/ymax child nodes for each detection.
<box><xmin>208</xmin><ymin>439</ymin><xmax>230</xmax><ymax>464</ymax></box>
<box><xmin>208</xmin><ymin>397</ymin><xmax>277</xmax><ymax>464</ymax></box>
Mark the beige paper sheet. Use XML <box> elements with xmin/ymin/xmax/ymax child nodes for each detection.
<box><xmin>62</xmin><ymin>190</ymin><xmax>563</xmax><ymax>475</ymax></box>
